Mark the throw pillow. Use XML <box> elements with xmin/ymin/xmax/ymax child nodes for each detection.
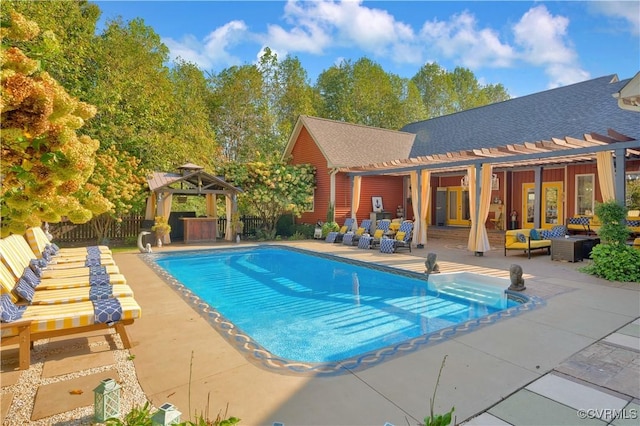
<box><xmin>0</xmin><ymin>294</ymin><xmax>26</xmax><ymax>322</ymax></box>
<box><xmin>540</xmin><ymin>230</ymin><xmax>551</xmax><ymax>239</ymax></box>
<box><xmin>516</xmin><ymin>233</ymin><xmax>527</xmax><ymax>243</ymax></box>
<box><xmin>395</xmin><ymin>231</ymin><xmax>406</xmax><ymax>241</ymax></box>
<box><xmin>339</xmin><ymin>226</ymin><xmax>348</xmax><ymax>233</ymax></box>
<box><xmin>373</xmin><ymin>229</ymin><xmax>384</xmax><ymax>239</ymax></box>
<box><xmin>529</xmin><ymin>229</ymin><xmax>540</xmax><ymax>240</ymax></box>
<box><xmin>22</xmin><ymin>267</ymin><xmax>40</xmax><ymax>288</ymax></box>
<box><xmin>12</xmin><ymin>278</ymin><xmax>35</xmax><ymax>303</ymax></box>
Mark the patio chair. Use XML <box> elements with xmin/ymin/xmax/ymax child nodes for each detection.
<box><xmin>369</xmin><ymin>219</ymin><xmax>392</xmax><ymax>249</ymax></box>
<box><xmin>0</xmin><ymin>293</ymin><xmax>141</xmax><ymax>370</ymax></box>
<box><xmin>325</xmin><ymin>218</ymin><xmax>355</xmax><ymax>243</ymax></box>
<box><xmin>379</xmin><ymin>221</ymin><xmax>414</xmax><ymax>254</ymax></box>
<box><xmin>357</xmin><ymin>219</ymin><xmax>391</xmax><ymax>249</ymax></box>
<box><xmin>25</xmin><ymin>226</ymin><xmax>112</xmax><ymax>258</ymax></box>
<box><xmin>0</xmin><ymin>262</ymin><xmax>133</xmax><ymax>306</ymax></box>
<box><xmin>343</xmin><ymin>219</ymin><xmax>371</xmax><ymax>246</ymax></box>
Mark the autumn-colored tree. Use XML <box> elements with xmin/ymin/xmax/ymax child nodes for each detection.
<box><xmin>1</xmin><ymin>11</ymin><xmax>111</xmax><ymax>236</ymax></box>
<box><xmin>216</xmin><ymin>161</ymin><xmax>315</xmax><ymax>236</ymax></box>
<box><xmin>89</xmin><ymin>146</ymin><xmax>148</xmax><ymax>243</ymax></box>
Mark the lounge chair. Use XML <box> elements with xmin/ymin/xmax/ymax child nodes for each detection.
<box><xmin>325</xmin><ymin>218</ymin><xmax>355</xmax><ymax>243</ymax></box>
<box><xmin>0</xmin><ymin>236</ymin><xmax>120</xmax><ymax>277</ymax></box>
<box><xmin>0</xmin><ymin>262</ymin><xmax>133</xmax><ymax>306</ymax></box>
<box><xmin>0</xmin><ymin>293</ymin><xmax>141</xmax><ymax>370</ymax></box>
<box><xmin>25</xmin><ymin>226</ymin><xmax>112</xmax><ymax>257</ymax></box>
<box><xmin>0</xmin><ymin>238</ymin><xmax>127</xmax><ymax>289</ymax></box>
<box><xmin>379</xmin><ymin>221</ymin><xmax>414</xmax><ymax>253</ymax></box>
<box><xmin>357</xmin><ymin>219</ymin><xmax>391</xmax><ymax>249</ymax></box>
<box><xmin>343</xmin><ymin>219</ymin><xmax>371</xmax><ymax>246</ymax></box>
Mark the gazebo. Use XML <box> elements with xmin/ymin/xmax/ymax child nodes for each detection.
<box><xmin>145</xmin><ymin>163</ymin><xmax>242</xmax><ymax>244</ymax></box>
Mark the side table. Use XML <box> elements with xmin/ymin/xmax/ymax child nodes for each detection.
<box><xmin>551</xmin><ymin>237</ymin><xmax>584</xmax><ymax>262</ymax></box>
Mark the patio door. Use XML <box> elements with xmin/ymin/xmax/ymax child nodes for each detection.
<box><xmin>447</xmin><ymin>186</ymin><xmax>470</xmax><ymax>226</ymax></box>
<box><xmin>522</xmin><ymin>182</ymin><xmax>564</xmax><ymax>229</ymax></box>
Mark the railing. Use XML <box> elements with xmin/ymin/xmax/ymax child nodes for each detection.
<box><xmin>48</xmin><ymin>214</ymin><xmax>264</xmax><ymax>245</ymax></box>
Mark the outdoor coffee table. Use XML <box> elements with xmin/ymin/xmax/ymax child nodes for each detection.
<box><xmin>551</xmin><ymin>237</ymin><xmax>586</xmax><ymax>262</ymax></box>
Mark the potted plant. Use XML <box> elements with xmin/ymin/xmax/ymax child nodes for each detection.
<box><xmin>151</xmin><ymin>216</ymin><xmax>171</xmax><ymax>247</ymax></box>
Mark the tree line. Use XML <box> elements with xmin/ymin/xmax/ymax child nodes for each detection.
<box><xmin>1</xmin><ymin>0</ymin><xmax>509</xmax><ymax>237</ymax></box>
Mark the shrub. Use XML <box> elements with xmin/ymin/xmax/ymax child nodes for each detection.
<box><xmin>582</xmin><ymin>244</ymin><xmax>640</xmax><ymax>282</ymax></box>
<box><xmin>594</xmin><ymin>201</ymin><xmax>629</xmax><ymax>244</ymax></box>
<box><xmin>321</xmin><ymin>221</ymin><xmax>339</xmax><ymax>237</ymax></box>
<box><xmin>275</xmin><ymin>214</ymin><xmax>295</xmax><ymax>237</ymax></box>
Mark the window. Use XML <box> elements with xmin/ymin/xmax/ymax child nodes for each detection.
<box><xmin>627</xmin><ymin>172</ymin><xmax>640</xmax><ymax>209</ymax></box>
<box><xmin>575</xmin><ymin>174</ymin><xmax>594</xmax><ymax>215</ymax></box>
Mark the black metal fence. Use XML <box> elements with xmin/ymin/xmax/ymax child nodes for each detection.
<box><xmin>48</xmin><ymin>214</ymin><xmax>264</xmax><ymax>245</ymax></box>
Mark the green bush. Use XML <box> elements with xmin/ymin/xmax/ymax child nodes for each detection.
<box><xmin>583</xmin><ymin>201</ymin><xmax>638</xmax><ymax>282</ymax></box>
<box><xmin>594</xmin><ymin>201</ymin><xmax>630</xmax><ymax>244</ymax></box>
<box><xmin>582</xmin><ymin>244</ymin><xmax>640</xmax><ymax>282</ymax></box>
<box><xmin>293</xmin><ymin>223</ymin><xmax>315</xmax><ymax>238</ymax></box>
<box><xmin>321</xmin><ymin>221</ymin><xmax>339</xmax><ymax>237</ymax></box>
<box><xmin>275</xmin><ymin>214</ymin><xmax>295</xmax><ymax>237</ymax></box>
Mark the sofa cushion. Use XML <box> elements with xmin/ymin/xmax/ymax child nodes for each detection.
<box><xmin>529</xmin><ymin>229</ymin><xmax>540</xmax><ymax>240</ymax></box>
<box><xmin>516</xmin><ymin>233</ymin><xmax>527</xmax><ymax>243</ymax></box>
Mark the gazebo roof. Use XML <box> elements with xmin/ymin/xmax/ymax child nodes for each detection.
<box><xmin>147</xmin><ymin>164</ymin><xmax>241</xmax><ymax>195</ymax></box>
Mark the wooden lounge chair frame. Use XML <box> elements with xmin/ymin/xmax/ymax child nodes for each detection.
<box><xmin>1</xmin><ymin>319</ymin><xmax>134</xmax><ymax>370</ymax></box>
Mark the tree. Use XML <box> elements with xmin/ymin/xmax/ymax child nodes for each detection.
<box><xmin>315</xmin><ymin>57</ymin><xmax>425</xmax><ymax>129</ymax></box>
<box><xmin>3</xmin><ymin>0</ymin><xmax>100</xmax><ymax>97</ymax></box>
<box><xmin>216</xmin><ymin>161</ymin><xmax>315</xmax><ymax>237</ymax></box>
<box><xmin>209</xmin><ymin>65</ymin><xmax>265</xmax><ymax>162</ymax></box>
<box><xmin>412</xmin><ymin>63</ymin><xmax>510</xmax><ymax>118</ymax></box>
<box><xmin>89</xmin><ymin>146</ymin><xmax>148</xmax><ymax>243</ymax></box>
<box><xmin>1</xmin><ymin>11</ymin><xmax>111</xmax><ymax>236</ymax></box>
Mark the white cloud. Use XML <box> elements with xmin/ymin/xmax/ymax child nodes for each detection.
<box><xmin>512</xmin><ymin>5</ymin><xmax>589</xmax><ymax>88</ymax></box>
<box><xmin>589</xmin><ymin>1</ymin><xmax>640</xmax><ymax>35</ymax></box>
<box><xmin>162</xmin><ymin>20</ymin><xmax>249</xmax><ymax>70</ymax></box>
<box><xmin>264</xmin><ymin>0</ymin><xmax>421</xmax><ymax>64</ymax></box>
<box><xmin>420</xmin><ymin>11</ymin><xmax>515</xmax><ymax>68</ymax></box>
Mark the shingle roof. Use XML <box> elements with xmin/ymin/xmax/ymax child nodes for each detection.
<box><xmin>402</xmin><ymin>74</ymin><xmax>640</xmax><ymax>158</ymax></box>
<box><xmin>284</xmin><ymin>115</ymin><xmax>415</xmax><ymax>168</ymax></box>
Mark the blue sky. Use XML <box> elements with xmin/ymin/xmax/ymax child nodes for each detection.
<box><xmin>95</xmin><ymin>1</ymin><xmax>639</xmax><ymax>97</ymax></box>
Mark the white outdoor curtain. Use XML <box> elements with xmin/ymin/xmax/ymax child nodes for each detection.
<box><xmin>466</xmin><ymin>165</ymin><xmax>478</xmax><ymax>252</ymax></box>
<box><xmin>144</xmin><ymin>193</ymin><xmax>156</xmax><ymax>220</ymax></box>
<box><xmin>205</xmin><ymin>194</ymin><xmax>217</xmax><ymax>218</ymax></box>
<box><xmin>351</xmin><ymin>176</ymin><xmax>362</xmax><ymax>227</ymax></box>
<box><xmin>418</xmin><ymin>170</ymin><xmax>431</xmax><ymax>246</ymax></box>
<box><xmin>596</xmin><ymin>151</ymin><xmax>616</xmax><ymax>202</ymax></box>
<box><xmin>410</xmin><ymin>171</ymin><xmax>420</xmax><ymax>246</ymax></box>
<box><xmin>157</xmin><ymin>192</ymin><xmax>173</xmax><ymax>244</ymax></box>
<box><xmin>225</xmin><ymin>195</ymin><xmax>233</xmax><ymax>241</ymax></box>
<box><xmin>473</xmin><ymin>164</ymin><xmax>493</xmax><ymax>253</ymax></box>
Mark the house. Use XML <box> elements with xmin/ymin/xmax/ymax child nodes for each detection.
<box><xmin>284</xmin><ymin>73</ymin><xmax>640</xmax><ymax>249</ymax></box>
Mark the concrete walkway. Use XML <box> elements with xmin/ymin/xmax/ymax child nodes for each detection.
<box><xmin>1</xmin><ymin>239</ymin><xmax>638</xmax><ymax>425</ymax></box>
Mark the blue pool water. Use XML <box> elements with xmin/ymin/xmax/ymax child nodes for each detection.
<box><xmin>153</xmin><ymin>246</ymin><xmax>525</xmax><ymax>368</ymax></box>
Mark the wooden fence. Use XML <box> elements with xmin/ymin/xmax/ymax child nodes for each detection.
<box><xmin>48</xmin><ymin>214</ymin><xmax>264</xmax><ymax>245</ymax></box>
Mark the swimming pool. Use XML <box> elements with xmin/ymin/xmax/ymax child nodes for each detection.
<box><xmin>146</xmin><ymin>246</ymin><xmax>542</xmax><ymax>375</ymax></box>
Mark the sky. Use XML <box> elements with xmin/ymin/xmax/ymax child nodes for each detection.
<box><xmin>95</xmin><ymin>0</ymin><xmax>640</xmax><ymax>97</ymax></box>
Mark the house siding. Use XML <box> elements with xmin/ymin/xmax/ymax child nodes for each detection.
<box><xmin>291</xmin><ymin>127</ymin><xmax>330</xmax><ymax>224</ymax></box>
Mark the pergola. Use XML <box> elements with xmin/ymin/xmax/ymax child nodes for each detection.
<box><xmin>341</xmin><ymin>131</ymin><xmax>640</xmax><ymax>254</ymax></box>
<box><xmin>145</xmin><ymin>163</ymin><xmax>242</xmax><ymax>242</ymax></box>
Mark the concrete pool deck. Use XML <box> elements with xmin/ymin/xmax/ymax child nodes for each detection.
<box><xmin>1</xmin><ymin>238</ymin><xmax>639</xmax><ymax>425</ymax></box>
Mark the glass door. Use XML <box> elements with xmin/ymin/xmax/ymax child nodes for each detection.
<box><xmin>447</xmin><ymin>187</ymin><xmax>471</xmax><ymax>226</ymax></box>
<box><xmin>543</xmin><ymin>182</ymin><xmax>563</xmax><ymax>228</ymax></box>
<box><xmin>522</xmin><ymin>182</ymin><xmax>563</xmax><ymax>229</ymax></box>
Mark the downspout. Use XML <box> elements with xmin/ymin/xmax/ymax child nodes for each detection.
<box><xmin>329</xmin><ymin>168</ymin><xmax>338</xmax><ymax>222</ymax></box>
